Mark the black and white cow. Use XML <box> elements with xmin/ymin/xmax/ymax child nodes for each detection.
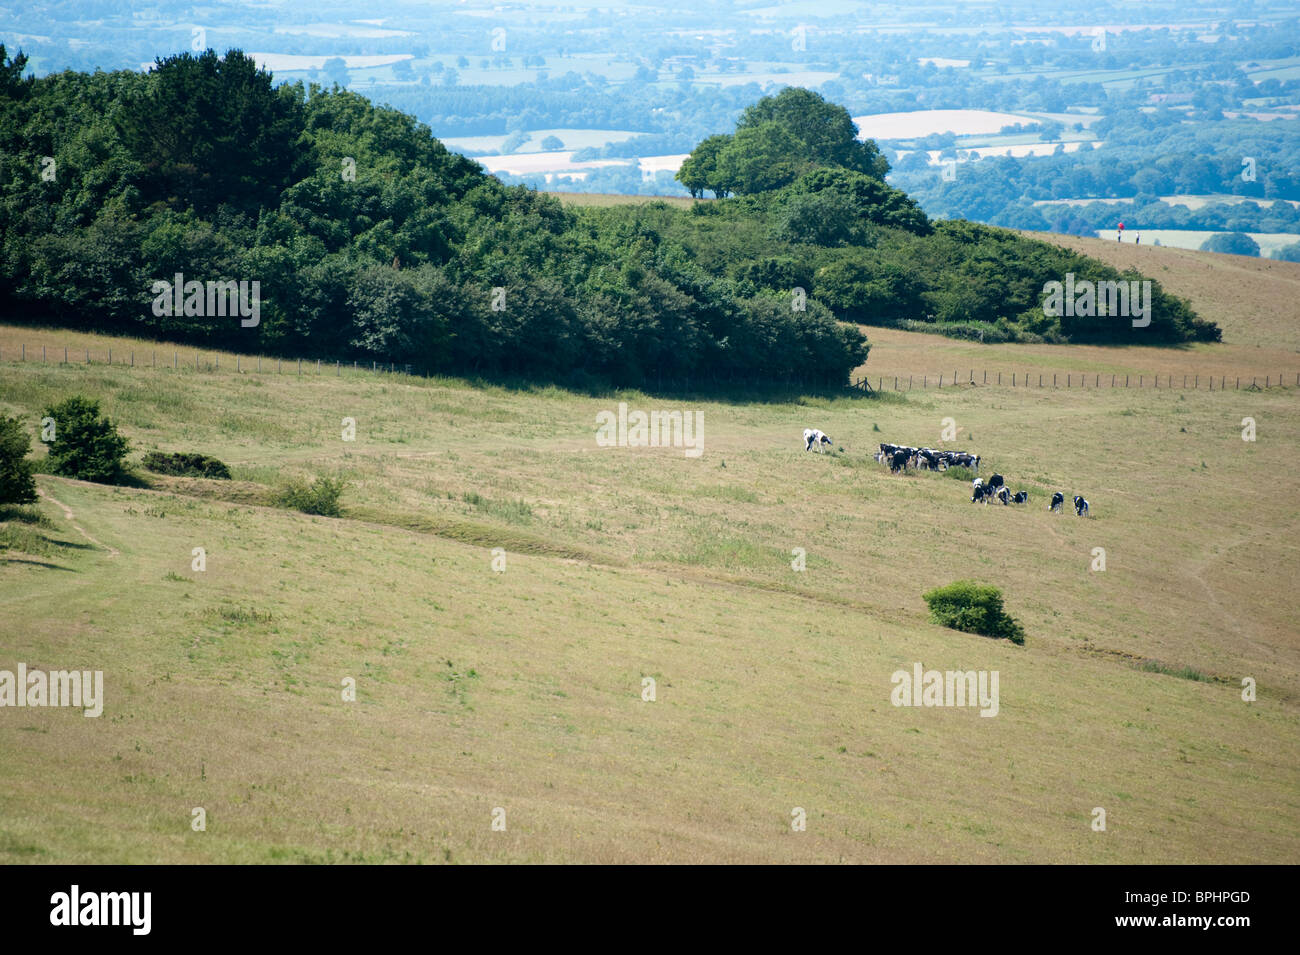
<box><xmin>971</xmin><ymin>483</ymin><xmax>990</xmax><ymax>503</ymax></box>
<box><xmin>1074</xmin><ymin>495</ymin><xmax>1089</xmax><ymax>517</ymax></box>
<box><xmin>804</xmin><ymin>428</ymin><xmax>833</xmax><ymax>452</ymax></box>
<box><xmin>1049</xmin><ymin>492</ymin><xmax>1064</xmax><ymax>512</ymax></box>
<box><xmin>1012</xmin><ymin>490</ymin><xmax>1028</xmax><ymax>504</ymax></box>
<box><xmin>890</xmin><ymin>449</ymin><xmax>910</xmax><ymax>473</ymax></box>
<box><xmin>996</xmin><ymin>485</ymin><xmax>1011</xmax><ymax>505</ymax></box>
<box><xmin>987</xmin><ymin>473</ymin><xmax>1005</xmax><ymax>491</ymax></box>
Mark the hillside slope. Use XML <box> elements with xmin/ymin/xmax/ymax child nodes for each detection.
<box><xmin>1</xmin><ymin>313</ymin><xmax>1297</xmax><ymax>863</ymax></box>
<box><xmin>1023</xmin><ymin>232</ymin><xmax>1300</xmax><ymax>352</ymax></box>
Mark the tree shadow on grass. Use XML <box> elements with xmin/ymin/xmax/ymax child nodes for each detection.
<box><xmin>0</xmin><ymin>555</ymin><xmax>76</xmax><ymax>571</ymax></box>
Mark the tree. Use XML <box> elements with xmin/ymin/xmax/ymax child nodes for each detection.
<box><xmin>0</xmin><ymin>415</ymin><xmax>38</xmax><ymax>505</ymax></box>
<box><xmin>675</xmin><ymin>133</ymin><xmax>733</xmax><ymax>198</ymax></box>
<box><xmin>42</xmin><ymin>397</ymin><xmax>131</xmax><ymax>484</ymax></box>
<box><xmin>322</xmin><ymin>57</ymin><xmax>350</xmax><ymax>87</ymax></box>
<box><xmin>540</xmin><ymin>135</ymin><xmax>564</xmax><ymax>150</ymax></box>
<box><xmin>117</xmin><ymin>50</ymin><xmax>311</xmax><ymax>215</ymax></box>
<box><xmin>736</xmin><ymin>87</ymin><xmax>889</xmax><ymax>180</ymax></box>
<box><xmin>500</xmin><ymin>130</ymin><xmax>531</xmax><ymax>154</ymax></box>
<box><xmin>1200</xmin><ymin>232</ymin><xmax>1260</xmax><ymax>257</ymax></box>
<box><xmin>1272</xmin><ymin>241</ymin><xmax>1300</xmax><ymax>263</ymax></box>
<box><xmin>716</xmin><ymin>122</ymin><xmax>807</xmax><ymax>195</ymax></box>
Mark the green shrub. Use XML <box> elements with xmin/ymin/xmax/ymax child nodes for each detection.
<box><xmin>943</xmin><ymin>465</ymin><xmax>975</xmax><ymax>482</ymax></box>
<box><xmin>42</xmin><ymin>396</ymin><xmax>131</xmax><ymax>484</ymax></box>
<box><xmin>0</xmin><ymin>415</ymin><xmax>38</xmax><ymax>505</ymax></box>
<box><xmin>274</xmin><ymin>475</ymin><xmax>347</xmax><ymax>517</ymax></box>
<box><xmin>923</xmin><ymin>580</ymin><xmax>1025</xmax><ymax>644</ymax></box>
<box><xmin>142</xmin><ymin>451</ymin><xmax>232</xmax><ymax>480</ymax></box>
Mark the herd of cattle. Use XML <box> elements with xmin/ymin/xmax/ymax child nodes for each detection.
<box><xmin>802</xmin><ymin>432</ymin><xmax>1091</xmax><ymax>516</ymax></box>
<box><xmin>874</xmin><ymin>442</ymin><xmax>980</xmax><ymax>474</ymax></box>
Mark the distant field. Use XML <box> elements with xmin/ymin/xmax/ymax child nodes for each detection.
<box><xmin>855</xmin><ymin>109</ymin><xmax>1035</xmax><ymax>139</ymax></box>
<box><xmin>1091</xmin><ymin>229</ymin><xmax>1300</xmax><ymax>258</ymax></box>
<box><xmin>440</xmin><ymin>129</ymin><xmax>643</xmax><ymax>154</ymax></box>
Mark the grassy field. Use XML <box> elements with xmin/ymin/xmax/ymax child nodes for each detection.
<box><xmin>1</xmin><ymin>239</ymin><xmax>1298</xmax><ymax>863</ymax></box>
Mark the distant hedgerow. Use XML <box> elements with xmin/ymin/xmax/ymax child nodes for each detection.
<box><xmin>142</xmin><ymin>451</ymin><xmax>232</xmax><ymax>480</ymax></box>
<box><xmin>273</xmin><ymin>475</ymin><xmax>347</xmax><ymax>517</ymax></box>
<box><xmin>923</xmin><ymin>580</ymin><xmax>1025</xmax><ymax>645</ymax></box>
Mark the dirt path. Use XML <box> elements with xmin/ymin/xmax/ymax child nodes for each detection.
<box><xmin>37</xmin><ymin>486</ymin><xmax>120</xmax><ymax>558</ymax></box>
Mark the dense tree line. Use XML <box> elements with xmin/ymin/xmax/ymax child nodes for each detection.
<box><xmin>0</xmin><ymin>48</ymin><xmax>867</xmax><ymax>388</ymax></box>
<box><xmin>1</xmin><ymin>48</ymin><xmax>1218</xmax><ymax>388</ymax></box>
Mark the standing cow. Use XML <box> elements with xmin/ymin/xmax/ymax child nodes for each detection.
<box><xmin>1049</xmin><ymin>492</ymin><xmax>1064</xmax><ymax>512</ymax></box>
<box><xmin>804</xmin><ymin>428</ymin><xmax>833</xmax><ymax>452</ymax></box>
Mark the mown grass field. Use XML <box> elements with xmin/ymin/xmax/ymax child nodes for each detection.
<box><xmin>1</xmin><ymin>239</ymin><xmax>1298</xmax><ymax>863</ymax></box>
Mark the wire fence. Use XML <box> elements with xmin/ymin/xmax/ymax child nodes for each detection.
<box><xmin>853</xmin><ymin>368</ymin><xmax>1300</xmax><ymax>392</ymax></box>
<box><xmin>2</xmin><ymin>343</ymin><xmax>1297</xmax><ymax>394</ymax></box>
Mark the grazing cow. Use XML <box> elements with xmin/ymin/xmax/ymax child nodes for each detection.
<box><xmin>971</xmin><ymin>483</ymin><xmax>989</xmax><ymax>503</ymax></box>
<box><xmin>804</xmin><ymin>428</ymin><xmax>833</xmax><ymax>452</ymax></box>
<box><xmin>987</xmin><ymin>473</ymin><xmax>1005</xmax><ymax>491</ymax></box>
<box><xmin>972</xmin><ymin>477</ymin><xmax>984</xmax><ymax>491</ymax></box>
<box><xmin>996</xmin><ymin>485</ymin><xmax>1011</xmax><ymax>505</ymax></box>
<box><xmin>1074</xmin><ymin>495</ymin><xmax>1089</xmax><ymax>517</ymax></box>
<box><xmin>1012</xmin><ymin>491</ymin><xmax>1028</xmax><ymax>504</ymax></box>
<box><xmin>1049</xmin><ymin>492</ymin><xmax>1064</xmax><ymax>512</ymax></box>
<box><xmin>890</xmin><ymin>449</ymin><xmax>910</xmax><ymax>473</ymax></box>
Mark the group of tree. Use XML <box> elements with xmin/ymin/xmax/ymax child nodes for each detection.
<box><xmin>1</xmin><ymin>47</ymin><xmax>1218</xmax><ymax>395</ymax></box>
<box><xmin>0</xmin><ymin>48</ymin><xmax>865</xmax><ymax>388</ymax></box>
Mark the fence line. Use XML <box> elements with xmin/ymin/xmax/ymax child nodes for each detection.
<box><xmin>2</xmin><ymin>343</ymin><xmax>1297</xmax><ymax>394</ymax></box>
